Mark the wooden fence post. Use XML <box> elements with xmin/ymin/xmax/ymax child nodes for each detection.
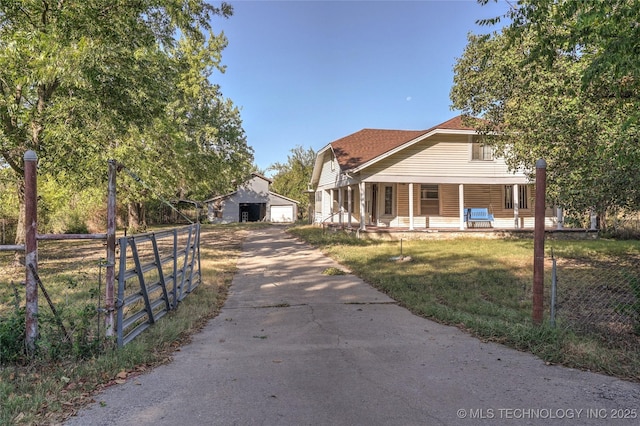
<box><xmin>105</xmin><ymin>160</ymin><xmax>117</xmax><ymax>336</ymax></box>
<box><xmin>24</xmin><ymin>150</ymin><xmax>38</xmax><ymax>353</ymax></box>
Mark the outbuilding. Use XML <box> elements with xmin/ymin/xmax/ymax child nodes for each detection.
<box><xmin>205</xmin><ymin>173</ymin><xmax>299</xmax><ymax>224</ymax></box>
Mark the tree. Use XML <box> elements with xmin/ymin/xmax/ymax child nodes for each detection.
<box><xmin>269</xmin><ymin>146</ymin><xmax>316</xmax><ymax>220</ymax></box>
<box><xmin>0</xmin><ymin>1</ymin><xmax>252</xmax><ymax>236</ymax></box>
<box><xmin>451</xmin><ymin>2</ymin><xmax>640</xmax><ymax>229</ymax></box>
<box><xmin>493</xmin><ymin>0</ymin><xmax>640</xmax><ymax>102</ymax></box>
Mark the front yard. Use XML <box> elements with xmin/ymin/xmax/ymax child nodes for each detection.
<box><xmin>288</xmin><ymin>225</ymin><xmax>640</xmax><ymax>381</ymax></box>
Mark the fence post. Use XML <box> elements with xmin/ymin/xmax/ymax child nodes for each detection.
<box><xmin>550</xmin><ymin>253</ymin><xmax>557</xmax><ymax>327</ymax></box>
<box><xmin>105</xmin><ymin>160</ymin><xmax>117</xmax><ymax>336</ymax></box>
<box><xmin>533</xmin><ymin>159</ymin><xmax>547</xmax><ymax>325</ymax></box>
<box><xmin>24</xmin><ymin>150</ymin><xmax>38</xmax><ymax>353</ymax></box>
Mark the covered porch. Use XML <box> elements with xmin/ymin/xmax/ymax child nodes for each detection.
<box><xmin>317</xmin><ymin>180</ymin><xmax>562</xmax><ymax>231</ymax></box>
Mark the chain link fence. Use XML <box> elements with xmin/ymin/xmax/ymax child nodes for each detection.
<box><xmin>551</xmin><ymin>251</ymin><xmax>640</xmax><ymax>348</ymax></box>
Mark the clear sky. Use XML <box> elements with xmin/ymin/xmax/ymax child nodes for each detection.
<box><xmin>211</xmin><ymin>0</ymin><xmax>510</xmax><ymax>174</ymax></box>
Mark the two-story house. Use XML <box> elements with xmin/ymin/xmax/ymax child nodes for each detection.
<box><xmin>309</xmin><ymin>116</ymin><xmax>558</xmax><ymax>230</ymax></box>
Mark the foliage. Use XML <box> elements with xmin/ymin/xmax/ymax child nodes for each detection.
<box><xmin>268</xmin><ymin>146</ymin><xmax>316</xmax><ymax>220</ymax></box>
<box><xmin>496</xmin><ymin>0</ymin><xmax>640</xmax><ymax>102</ymax></box>
<box><xmin>0</xmin><ymin>306</ymin><xmax>25</xmax><ymax>365</ymax></box>
<box><xmin>0</xmin><ymin>0</ymin><xmax>253</xmax><ymax>237</ymax></box>
<box><xmin>452</xmin><ymin>1</ymin><xmax>640</xmax><ymax>229</ymax></box>
<box><xmin>614</xmin><ymin>271</ymin><xmax>640</xmax><ymax>335</ymax></box>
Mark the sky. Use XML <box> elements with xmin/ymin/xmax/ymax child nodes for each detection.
<box><xmin>211</xmin><ymin>0</ymin><xmax>510</xmax><ymax>174</ymax></box>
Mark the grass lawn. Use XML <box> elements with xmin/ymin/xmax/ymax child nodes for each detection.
<box><xmin>288</xmin><ymin>225</ymin><xmax>640</xmax><ymax>382</ymax></box>
<box><xmin>1</xmin><ymin>222</ymin><xmax>639</xmax><ymax>423</ymax></box>
<box><xmin>0</xmin><ymin>223</ymin><xmax>262</xmax><ymax>425</ymax></box>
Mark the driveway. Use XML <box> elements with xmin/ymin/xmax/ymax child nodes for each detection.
<box><xmin>66</xmin><ymin>226</ymin><xmax>640</xmax><ymax>425</ymax></box>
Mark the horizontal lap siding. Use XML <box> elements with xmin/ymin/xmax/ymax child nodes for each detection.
<box><xmin>461</xmin><ymin>184</ymin><xmax>540</xmax><ymax>219</ymax></box>
<box><xmin>318</xmin><ymin>152</ymin><xmax>340</xmax><ymax>188</ymax></box>
<box><xmin>397</xmin><ymin>183</ymin><xmax>407</xmax><ymax>216</ymax></box>
<box><xmin>441</xmin><ymin>184</ymin><xmax>459</xmax><ymax>216</ymax></box>
<box><xmin>362</xmin><ymin>136</ymin><xmax>520</xmax><ymax>180</ymax></box>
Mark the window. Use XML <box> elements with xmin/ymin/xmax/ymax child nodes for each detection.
<box><xmin>420</xmin><ymin>184</ymin><xmax>439</xmax><ymax>215</ymax></box>
<box><xmin>472</xmin><ymin>142</ymin><xmax>494</xmax><ymax>161</ymax></box>
<box><xmin>315</xmin><ymin>191</ymin><xmax>322</xmax><ymax>212</ymax></box>
<box><xmin>342</xmin><ymin>187</ymin><xmax>354</xmax><ymax>211</ymax></box>
<box><xmin>384</xmin><ymin>186</ymin><xmax>393</xmax><ymax>215</ymax></box>
<box><xmin>504</xmin><ymin>185</ymin><xmax>529</xmax><ymax>209</ymax></box>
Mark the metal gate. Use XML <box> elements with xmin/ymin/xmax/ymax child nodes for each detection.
<box><xmin>116</xmin><ymin>223</ymin><xmax>201</xmax><ymax>346</ymax></box>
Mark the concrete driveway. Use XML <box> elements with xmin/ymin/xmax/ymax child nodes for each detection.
<box><xmin>66</xmin><ymin>226</ymin><xmax>640</xmax><ymax>425</ymax></box>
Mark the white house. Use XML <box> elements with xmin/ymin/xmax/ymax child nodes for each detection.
<box><xmin>205</xmin><ymin>173</ymin><xmax>299</xmax><ymax>224</ymax></box>
<box><xmin>309</xmin><ymin>116</ymin><xmax>559</xmax><ymax>230</ymax></box>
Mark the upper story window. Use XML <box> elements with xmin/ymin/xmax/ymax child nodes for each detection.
<box><xmin>472</xmin><ymin>142</ymin><xmax>494</xmax><ymax>161</ymax></box>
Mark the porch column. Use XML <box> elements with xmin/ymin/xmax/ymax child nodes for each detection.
<box><xmin>359</xmin><ymin>182</ymin><xmax>366</xmax><ymax>231</ymax></box>
<box><xmin>408</xmin><ymin>183</ymin><xmax>414</xmax><ymax>231</ymax></box>
<box><xmin>556</xmin><ymin>207</ymin><xmax>563</xmax><ymax>230</ymax></box>
<box><xmin>329</xmin><ymin>190</ymin><xmax>335</xmax><ymax>223</ymax></box>
<box><xmin>513</xmin><ymin>184</ymin><xmax>520</xmax><ymax>229</ymax></box>
<box><xmin>338</xmin><ymin>188</ymin><xmax>343</xmax><ymax>226</ymax></box>
<box><xmin>459</xmin><ymin>184</ymin><xmax>465</xmax><ymax>230</ymax></box>
<box><xmin>347</xmin><ymin>185</ymin><xmax>353</xmax><ymax>228</ymax></box>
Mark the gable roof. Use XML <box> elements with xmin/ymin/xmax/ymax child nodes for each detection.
<box><xmin>329</xmin><ymin>115</ymin><xmax>477</xmax><ymax>171</ymax></box>
<box><xmin>203</xmin><ymin>173</ymin><xmax>272</xmax><ymax>203</ymax></box>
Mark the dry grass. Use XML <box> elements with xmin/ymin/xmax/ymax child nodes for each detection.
<box><xmin>0</xmin><ymin>223</ymin><xmax>258</xmax><ymax>425</ymax></box>
<box><xmin>288</xmin><ymin>225</ymin><xmax>640</xmax><ymax>382</ymax></box>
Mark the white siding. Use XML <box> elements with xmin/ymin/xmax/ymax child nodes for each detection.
<box><xmin>318</xmin><ymin>151</ymin><xmax>341</xmax><ymax>188</ymax></box>
<box><xmin>360</xmin><ymin>135</ymin><xmax>527</xmax><ymax>183</ymax></box>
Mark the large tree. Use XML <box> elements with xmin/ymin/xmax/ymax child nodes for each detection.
<box><xmin>0</xmin><ymin>1</ymin><xmax>252</xmax><ymax>235</ymax></box>
<box><xmin>451</xmin><ymin>1</ymin><xmax>640</xmax><ymax>228</ymax></box>
<box><xmin>269</xmin><ymin>146</ymin><xmax>316</xmax><ymax>220</ymax></box>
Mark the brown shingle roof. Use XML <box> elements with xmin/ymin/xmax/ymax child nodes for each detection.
<box><xmin>329</xmin><ymin>115</ymin><xmax>477</xmax><ymax>170</ymax></box>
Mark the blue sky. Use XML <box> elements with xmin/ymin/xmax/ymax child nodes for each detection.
<box><xmin>211</xmin><ymin>0</ymin><xmax>510</xmax><ymax>173</ymax></box>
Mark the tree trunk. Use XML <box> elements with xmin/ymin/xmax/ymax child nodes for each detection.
<box><xmin>14</xmin><ymin>180</ymin><xmax>25</xmax><ymax>245</ymax></box>
<box><xmin>127</xmin><ymin>201</ymin><xmax>146</xmax><ymax>233</ymax></box>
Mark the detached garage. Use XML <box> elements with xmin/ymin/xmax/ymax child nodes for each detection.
<box><xmin>205</xmin><ymin>174</ymin><xmax>299</xmax><ymax>224</ymax></box>
<box><xmin>270</xmin><ymin>204</ymin><xmax>295</xmax><ymax>223</ymax></box>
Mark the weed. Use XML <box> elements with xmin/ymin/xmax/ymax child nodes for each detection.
<box><xmin>322</xmin><ymin>267</ymin><xmax>346</xmax><ymax>275</ymax></box>
<box><xmin>614</xmin><ymin>270</ymin><xmax>640</xmax><ymax>335</ymax></box>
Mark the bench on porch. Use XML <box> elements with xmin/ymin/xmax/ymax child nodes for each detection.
<box><xmin>464</xmin><ymin>208</ymin><xmax>494</xmax><ymax>228</ymax></box>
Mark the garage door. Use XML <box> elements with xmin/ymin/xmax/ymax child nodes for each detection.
<box><xmin>270</xmin><ymin>205</ymin><xmax>294</xmax><ymax>223</ymax></box>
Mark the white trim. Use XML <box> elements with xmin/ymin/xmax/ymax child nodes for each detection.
<box><xmin>513</xmin><ymin>184</ymin><xmax>520</xmax><ymax>229</ymax></box>
<box><xmin>361</xmin><ymin>175</ymin><xmax>530</xmax><ymax>184</ymax></box>
<box><xmin>459</xmin><ymin>184</ymin><xmax>465</xmax><ymax>230</ymax></box>
<box><xmin>408</xmin><ymin>182</ymin><xmax>414</xmax><ymax>231</ymax></box>
<box><xmin>359</xmin><ymin>182</ymin><xmax>366</xmax><ymax>231</ymax></box>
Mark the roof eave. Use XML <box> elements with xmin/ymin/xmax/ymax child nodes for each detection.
<box><xmin>310</xmin><ymin>145</ymin><xmax>339</xmax><ymax>187</ymax></box>
<box><xmin>269</xmin><ymin>191</ymin><xmax>300</xmax><ymax>204</ymax></box>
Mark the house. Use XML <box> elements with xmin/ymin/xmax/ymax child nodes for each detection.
<box><xmin>205</xmin><ymin>173</ymin><xmax>299</xmax><ymax>224</ymax></box>
<box><xmin>309</xmin><ymin>116</ymin><xmax>560</xmax><ymax>231</ymax></box>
